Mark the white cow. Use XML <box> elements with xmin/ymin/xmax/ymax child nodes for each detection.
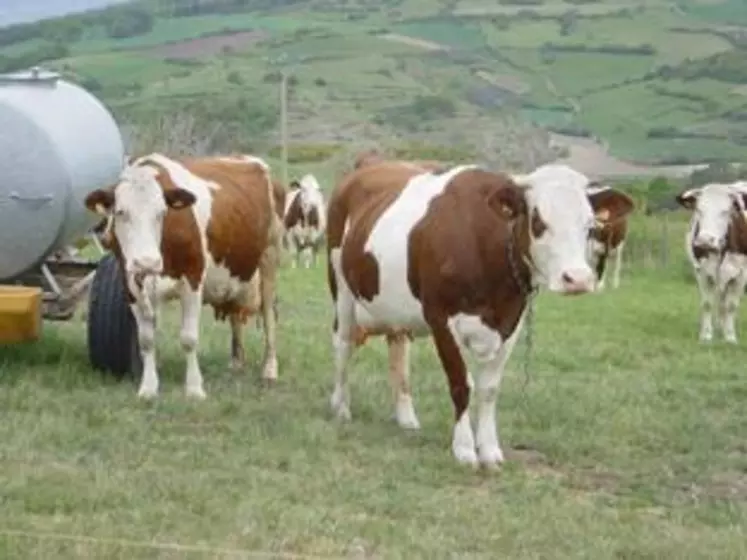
<box><xmin>283</xmin><ymin>174</ymin><xmax>327</xmax><ymax>268</ymax></box>
<box><xmin>676</xmin><ymin>181</ymin><xmax>747</xmax><ymax>343</ymax></box>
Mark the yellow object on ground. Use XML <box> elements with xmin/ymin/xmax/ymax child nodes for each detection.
<box><xmin>0</xmin><ymin>286</ymin><xmax>42</xmax><ymax>343</ymax></box>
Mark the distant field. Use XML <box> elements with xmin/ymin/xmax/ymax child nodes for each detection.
<box><xmin>2</xmin><ymin>0</ymin><xmax>745</xmax><ymax>168</ymax></box>
<box><xmin>682</xmin><ymin>0</ymin><xmax>747</xmax><ymax>25</ymax></box>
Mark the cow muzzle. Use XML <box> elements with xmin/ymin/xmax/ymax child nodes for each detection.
<box><xmin>692</xmin><ymin>234</ymin><xmax>721</xmax><ymax>254</ymax></box>
<box><xmin>558</xmin><ymin>267</ymin><xmax>596</xmax><ymax>295</ymax></box>
<box><xmin>128</xmin><ymin>256</ymin><xmax>163</xmax><ymax>288</ymax></box>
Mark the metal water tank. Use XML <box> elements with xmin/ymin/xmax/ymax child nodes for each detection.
<box><xmin>0</xmin><ymin>68</ymin><xmax>124</xmax><ymax>281</ymax></box>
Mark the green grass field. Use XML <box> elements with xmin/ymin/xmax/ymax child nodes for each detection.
<box><xmin>1</xmin><ymin>209</ymin><xmax>746</xmax><ymax>557</ymax></box>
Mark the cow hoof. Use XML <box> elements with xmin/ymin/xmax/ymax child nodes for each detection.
<box><xmin>331</xmin><ymin>402</ymin><xmax>351</xmax><ymax>422</ymax></box>
<box><xmin>261</xmin><ymin>378</ymin><xmax>277</xmax><ymax>389</ymax></box>
<box><xmin>137</xmin><ymin>386</ymin><xmax>158</xmax><ymax>399</ymax></box>
<box><xmin>186</xmin><ymin>386</ymin><xmax>207</xmax><ymax>400</ymax></box>
<box><xmin>395</xmin><ymin>411</ymin><xmax>421</xmax><ymax>430</ymax></box>
<box><xmin>230</xmin><ymin>359</ymin><xmax>246</xmax><ymax>373</ymax></box>
<box><xmin>397</xmin><ymin>416</ymin><xmax>421</xmax><ymax>431</ymax></box>
<box><xmin>699</xmin><ymin>335</ymin><xmax>713</xmax><ymax>343</ymax></box>
<box><xmin>261</xmin><ymin>358</ymin><xmax>278</xmax><ymax>384</ymax></box>
<box><xmin>478</xmin><ymin>446</ymin><xmax>505</xmax><ymax>469</ymax></box>
<box><xmin>453</xmin><ymin>446</ymin><xmax>479</xmax><ymax>468</ymax></box>
<box><xmin>725</xmin><ymin>337</ymin><xmax>738</xmax><ymax>345</ymax></box>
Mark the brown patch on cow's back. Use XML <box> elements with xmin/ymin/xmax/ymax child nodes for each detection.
<box><xmin>352</xmin><ymin>150</ymin><xmax>447</xmax><ymax>174</ymax></box>
<box><xmin>327</xmin><ymin>161</ymin><xmax>431</xmax><ymax>304</ymax></box>
<box><xmin>170</xmin><ymin>157</ymin><xmax>274</xmax><ymax>283</ymax></box>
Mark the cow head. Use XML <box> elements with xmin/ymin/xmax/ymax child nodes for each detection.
<box><xmin>296</xmin><ymin>174</ymin><xmax>323</xmax><ymax>215</ymax></box>
<box><xmin>507</xmin><ymin>164</ymin><xmax>634</xmax><ymax>294</ymax></box>
<box><xmin>84</xmin><ymin>164</ymin><xmax>196</xmax><ymax>289</ymax></box>
<box><xmin>676</xmin><ymin>182</ymin><xmax>747</xmax><ymax>253</ymax></box>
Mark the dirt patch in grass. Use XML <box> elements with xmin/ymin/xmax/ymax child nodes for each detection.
<box><xmin>699</xmin><ymin>471</ymin><xmax>747</xmax><ymax>501</ymax></box>
<box><xmin>509</xmin><ymin>444</ymin><xmax>623</xmax><ymax>494</ymax></box>
<box><xmin>143</xmin><ymin>30</ymin><xmax>270</xmax><ymax>60</ymax></box>
<box><xmin>379</xmin><ymin>33</ymin><xmax>448</xmax><ymax>52</ymax></box>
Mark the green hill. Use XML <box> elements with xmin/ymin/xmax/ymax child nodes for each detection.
<box><xmin>1</xmin><ymin>0</ymin><xmax>746</xmax><ymax>171</ymax></box>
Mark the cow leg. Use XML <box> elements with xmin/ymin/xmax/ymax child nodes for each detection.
<box><xmin>258</xmin><ymin>251</ymin><xmax>279</xmax><ymax>384</ymax></box>
<box><xmin>470</xmin><ymin>320</ymin><xmax>523</xmax><ymax>468</ymax></box>
<box><xmin>429</xmin><ymin>321</ymin><xmax>477</xmax><ymax>467</ymax></box>
<box><xmin>695</xmin><ymin>271</ymin><xmax>716</xmax><ymax>342</ymax></box>
<box><xmin>132</xmin><ymin>304</ymin><xmax>159</xmax><ymax>399</ymax></box>
<box><xmin>611</xmin><ymin>242</ymin><xmax>624</xmax><ymax>289</ymax></box>
<box><xmin>386</xmin><ymin>333</ymin><xmax>420</xmax><ymax>430</ymax></box>
<box><xmin>301</xmin><ymin>246</ymin><xmax>313</xmax><ymax>269</ymax></box>
<box><xmin>180</xmin><ymin>287</ymin><xmax>206</xmax><ymax>399</ymax></box>
<box><xmin>230</xmin><ymin>313</ymin><xmax>246</xmax><ymax>372</ymax></box>
<box><xmin>329</xmin><ymin>252</ymin><xmax>356</xmax><ymax>421</ymax></box>
<box><xmin>595</xmin><ymin>250</ymin><xmax>608</xmax><ymax>291</ymax></box>
<box><xmin>289</xmin><ymin>238</ymin><xmax>299</xmax><ymax>269</ymax></box>
<box><xmin>720</xmin><ymin>277</ymin><xmax>745</xmax><ymax>344</ymax></box>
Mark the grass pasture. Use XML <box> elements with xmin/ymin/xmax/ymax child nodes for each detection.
<box><xmin>1</xmin><ymin>219</ymin><xmax>747</xmax><ymax>558</ymax></box>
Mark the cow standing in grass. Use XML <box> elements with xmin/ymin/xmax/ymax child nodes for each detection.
<box><xmin>84</xmin><ymin>153</ymin><xmax>284</xmax><ymax>398</ymax></box>
<box><xmin>325</xmin><ymin>161</ymin><xmax>634</xmax><ymax>468</ymax></box>
<box><xmin>676</xmin><ymin>182</ymin><xmax>747</xmax><ymax>343</ymax></box>
<box><xmin>586</xmin><ymin>181</ymin><xmax>632</xmax><ymax>291</ymax></box>
<box><xmin>283</xmin><ymin>174</ymin><xmax>327</xmax><ymax>269</ymax></box>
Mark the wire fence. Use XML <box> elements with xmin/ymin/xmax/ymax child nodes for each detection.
<box><xmin>622</xmin><ymin>213</ymin><xmax>691</xmax><ymax>276</ymax></box>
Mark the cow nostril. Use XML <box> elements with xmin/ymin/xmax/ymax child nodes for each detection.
<box><xmin>562</xmin><ymin>272</ymin><xmax>574</xmax><ymax>285</ymax></box>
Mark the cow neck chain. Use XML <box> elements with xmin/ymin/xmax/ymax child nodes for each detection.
<box><xmin>507</xmin><ymin>219</ymin><xmax>538</xmax><ymax>401</ymax></box>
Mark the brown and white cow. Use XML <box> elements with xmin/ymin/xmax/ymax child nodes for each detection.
<box><xmin>676</xmin><ymin>182</ymin><xmax>747</xmax><ymax>343</ymax></box>
<box><xmin>352</xmin><ymin>149</ymin><xmax>446</xmax><ymax>173</ymax></box>
<box><xmin>326</xmin><ymin>162</ymin><xmax>634</xmax><ymax>468</ymax></box>
<box><xmin>283</xmin><ymin>173</ymin><xmax>327</xmax><ymax>268</ymax></box>
<box><xmin>84</xmin><ymin>153</ymin><xmax>284</xmax><ymax>399</ymax></box>
<box><xmin>586</xmin><ymin>181</ymin><xmax>632</xmax><ymax>290</ymax></box>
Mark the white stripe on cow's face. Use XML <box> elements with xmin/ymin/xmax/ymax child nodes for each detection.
<box><xmin>516</xmin><ymin>164</ymin><xmax>598</xmax><ymax>294</ymax></box>
<box><xmin>113</xmin><ymin>165</ymin><xmax>169</xmax><ymax>279</ymax></box>
<box><xmin>108</xmin><ymin>156</ymin><xmax>198</xmax><ymax>299</ymax></box>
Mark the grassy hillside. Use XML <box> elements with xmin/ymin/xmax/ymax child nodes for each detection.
<box><xmin>0</xmin><ymin>0</ymin><xmax>745</xmax><ymax>168</ymax></box>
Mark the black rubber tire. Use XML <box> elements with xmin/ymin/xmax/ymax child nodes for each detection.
<box><xmin>87</xmin><ymin>253</ymin><xmax>142</xmax><ymax>380</ymax></box>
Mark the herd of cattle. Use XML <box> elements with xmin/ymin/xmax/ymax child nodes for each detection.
<box><xmin>81</xmin><ymin>148</ymin><xmax>743</xmax><ymax>468</ymax></box>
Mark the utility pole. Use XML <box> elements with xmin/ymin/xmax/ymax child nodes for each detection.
<box><xmin>280</xmin><ymin>68</ymin><xmax>288</xmax><ymax>187</ymax></box>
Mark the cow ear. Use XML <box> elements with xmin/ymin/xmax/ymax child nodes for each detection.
<box><xmin>85</xmin><ymin>189</ymin><xmax>114</xmax><ymax>216</ymax></box>
<box><xmin>164</xmin><ymin>188</ymin><xmax>196</xmax><ymax>210</ymax></box>
<box><xmin>488</xmin><ymin>184</ymin><xmax>527</xmax><ymax>220</ymax></box>
<box><xmin>676</xmin><ymin>188</ymin><xmax>700</xmax><ymax>210</ymax></box>
<box><xmin>588</xmin><ymin>187</ymin><xmax>634</xmax><ymax>224</ymax></box>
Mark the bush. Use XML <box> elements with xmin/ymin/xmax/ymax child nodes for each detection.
<box><xmin>268</xmin><ymin>143</ymin><xmax>343</xmax><ymax>163</ymax></box>
<box><xmin>0</xmin><ymin>42</ymin><xmax>70</xmax><ymax>73</ymax></box>
<box><xmin>391</xmin><ymin>142</ymin><xmax>475</xmax><ymax>162</ymax></box>
<box><xmin>104</xmin><ymin>7</ymin><xmax>154</xmax><ymax>39</ymax></box>
<box><xmin>226</xmin><ymin>71</ymin><xmax>243</xmax><ymax>85</ymax></box>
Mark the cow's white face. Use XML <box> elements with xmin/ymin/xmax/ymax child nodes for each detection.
<box><xmin>84</xmin><ymin>165</ymin><xmax>196</xmax><ymax>290</ymax></box>
<box><xmin>296</xmin><ymin>174</ymin><xmax>323</xmax><ymax>216</ymax></box>
<box><xmin>514</xmin><ymin>165</ymin><xmax>633</xmax><ymax>294</ymax></box>
<box><xmin>677</xmin><ymin>183</ymin><xmax>747</xmax><ymax>253</ymax></box>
